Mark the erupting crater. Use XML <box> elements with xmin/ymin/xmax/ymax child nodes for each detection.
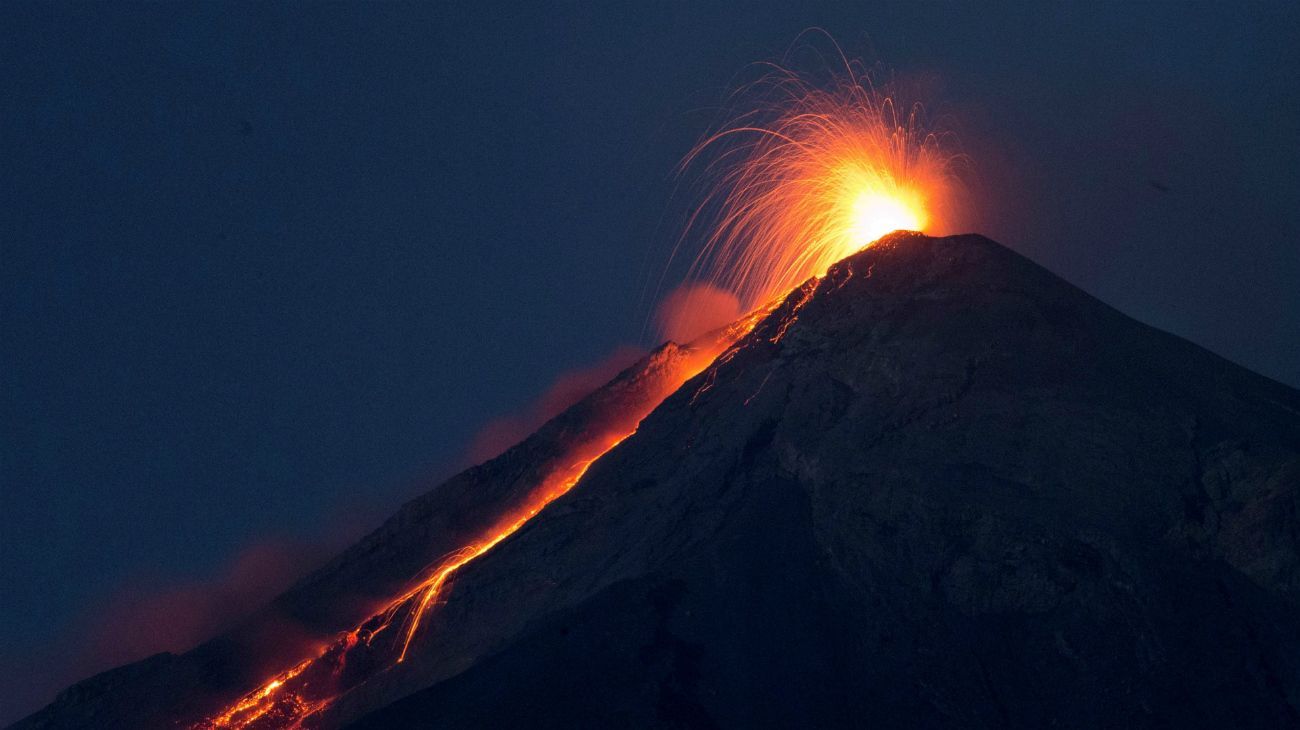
<box><xmin>676</xmin><ymin>42</ymin><xmax>960</xmax><ymax>309</ymax></box>
<box><xmin>196</xmin><ymin>42</ymin><xmax>961</xmax><ymax>730</ymax></box>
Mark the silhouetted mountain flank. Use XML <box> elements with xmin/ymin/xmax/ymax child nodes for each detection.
<box><xmin>16</xmin><ymin>233</ymin><xmax>1300</xmax><ymax>729</ymax></box>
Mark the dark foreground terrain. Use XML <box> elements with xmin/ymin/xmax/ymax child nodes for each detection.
<box><xmin>18</xmin><ymin>234</ymin><xmax>1300</xmax><ymax>729</ymax></box>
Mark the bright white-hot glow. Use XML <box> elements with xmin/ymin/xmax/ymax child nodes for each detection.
<box><xmin>675</xmin><ymin>38</ymin><xmax>960</xmax><ymax>309</ymax></box>
<box><xmin>847</xmin><ymin>186</ymin><xmax>927</xmax><ymax>251</ymax></box>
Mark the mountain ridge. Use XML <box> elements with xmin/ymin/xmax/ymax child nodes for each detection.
<box><xmin>14</xmin><ymin>233</ymin><xmax>1300</xmax><ymax>729</ymax></box>
<box><xmin>339</xmin><ymin>233</ymin><xmax>1300</xmax><ymax>728</ymax></box>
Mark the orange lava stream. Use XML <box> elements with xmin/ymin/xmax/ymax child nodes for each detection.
<box><xmin>195</xmin><ymin>39</ymin><xmax>955</xmax><ymax>730</ymax></box>
<box><xmin>392</xmin><ymin>439</ymin><xmax>626</xmax><ymax>663</ymax></box>
<box><xmin>199</xmin><ymin>447</ymin><xmax>631</xmax><ymax>730</ymax></box>
<box><xmin>195</xmin><ymin>313</ymin><xmax>769</xmax><ymax>730</ymax></box>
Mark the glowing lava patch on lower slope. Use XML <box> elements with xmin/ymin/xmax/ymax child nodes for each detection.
<box><xmin>194</xmin><ymin>313</ymin><xmax>773</xmax><ymax>730</ymax></box>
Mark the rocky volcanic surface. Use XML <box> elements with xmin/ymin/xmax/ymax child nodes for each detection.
<box><xmin>12</xmin><ymin>338</ymin><xmax>707</xmax><ymax>729</ymax></box>
<box><xmin>16</xmin><ymin>234</ymin><xmax>1300</xmax><ymax>729</ymax></box>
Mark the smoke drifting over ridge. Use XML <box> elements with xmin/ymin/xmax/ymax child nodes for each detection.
<box><xmin>464</xmin><ymin>346</ymin><xmax>646</xmax><ymax>464</ymax></box>
<box><xmin>654</xmin><ymin>283</ymin><xmax>744</xmax><ymax>344</ymax></box>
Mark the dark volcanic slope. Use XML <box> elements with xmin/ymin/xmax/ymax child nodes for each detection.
<box><xmin>345</xmin><ymin>234</ymin><xmax>1300</xmax><ymax>729</ymax></box>
<box><xmin>18</xmin><ymin>233</ymin><xmax>1300</xmax><ymax>729</ymax></box>
<box><xmin>11</xmin><ymin>341</ymin><xmax>708</xmax><ymax>729</ymax></box>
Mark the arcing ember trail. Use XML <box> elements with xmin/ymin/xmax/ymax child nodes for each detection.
<box><xmin>195</xmin><ymin>53</ymin><xmax>957</xmax><ymax>729</ymax></box>
<box><xmin>676</xmin><ymin>47</ymin><xmax>957</xmax><ymax>310</ymax></box>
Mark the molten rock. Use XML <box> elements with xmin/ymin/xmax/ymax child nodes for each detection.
<box><xmin>15</xmin><ymin>234</ymin><xmax>1300</xmax><ymax>729</ymax></box>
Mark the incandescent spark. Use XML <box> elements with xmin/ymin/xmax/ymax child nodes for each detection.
<box><xmin>677</xmin><ymin>37</ymin><xmax>961</xmax><ymax>310</ymax></box>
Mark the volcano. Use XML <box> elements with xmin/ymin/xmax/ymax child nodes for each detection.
<box><xmin>15</xmin><ymin>233</ymin><xmax>1300</xmax><ymax>729</ymax></box>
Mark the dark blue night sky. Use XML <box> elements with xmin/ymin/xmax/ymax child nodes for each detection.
<box><xmin>3</xmin><ymin>1</ymin><xmax>1298</xmax><ymax>721</ymax></box>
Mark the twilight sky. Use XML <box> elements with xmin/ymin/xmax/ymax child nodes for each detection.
<box><xmin>2</xmin><ymin>1</ymin><xmax>1298</xmax><ymax>722</ymax></box>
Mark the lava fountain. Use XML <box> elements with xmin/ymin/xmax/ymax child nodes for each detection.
<box><xmin>677</xmin><ymin>42</ymin><xmax>960</xmax><ymax>310</ymax></box>
<box><xmin>195</xmin><ymin>42</ymin><xmax>961</xmax><ymax>730</ymax></box>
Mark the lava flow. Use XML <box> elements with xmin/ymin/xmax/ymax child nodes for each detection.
<box><xmin>196</xmin><ymin>40</ymin><xmax>956</xmax><ymax>730</ymax></box>
<box><xmin>194</xmin><ymin>315</ymin><xmax>766</xmax><ymax>730</ymax></box>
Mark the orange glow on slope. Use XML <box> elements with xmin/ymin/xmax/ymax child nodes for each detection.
<box><xmin>195</xmin><ymin>40</ymin><xmax>961</xmax><ymax>730</ymax></box>
<box><xmin>392</xmin><ymin>437</ymin><xmax>625</xmax><ymax>663</ymax></box>
<box><xmin>677</xmin><ymin>43</ymin><xmax>959</xmax><ymax>310</ymax></box>
<box><xmin>194</xmin><ymin>315</ymin><xmax>765</xmax><ymax>730</ymax></box>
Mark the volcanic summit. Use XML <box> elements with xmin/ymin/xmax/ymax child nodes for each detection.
<box><xmin>15</xmin><ymin>233</ymin><xmax>1300</xmax><ymax>729</ymax></box>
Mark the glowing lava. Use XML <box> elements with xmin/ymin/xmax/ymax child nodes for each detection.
<box><xmin>391</xmin><ymin>439</ymin><xmax>623</xmax><ymax>664</ymax></box>
<box><xmin>848</xmin><ymin>187</ymin><xmax>926</xmax><ymax>248</ymax></box>
<box><xmin>197</xmin><ymin>442</ymin><xmax>635</xmax><ymax>729</ymax></box>
<box><xmin>195</xmin><ymin>40</ymin><xmax>961</xmax><ymax>730</ymax></box>
<box><xmin>678</xmin><ymin>42</ymin><xmax>959</xmax><ymax>309</ymax></box>
<box><xmin>194</xmin><ymin>316</ymin><xmax>765</xmax><ymax>730</ymax></box>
